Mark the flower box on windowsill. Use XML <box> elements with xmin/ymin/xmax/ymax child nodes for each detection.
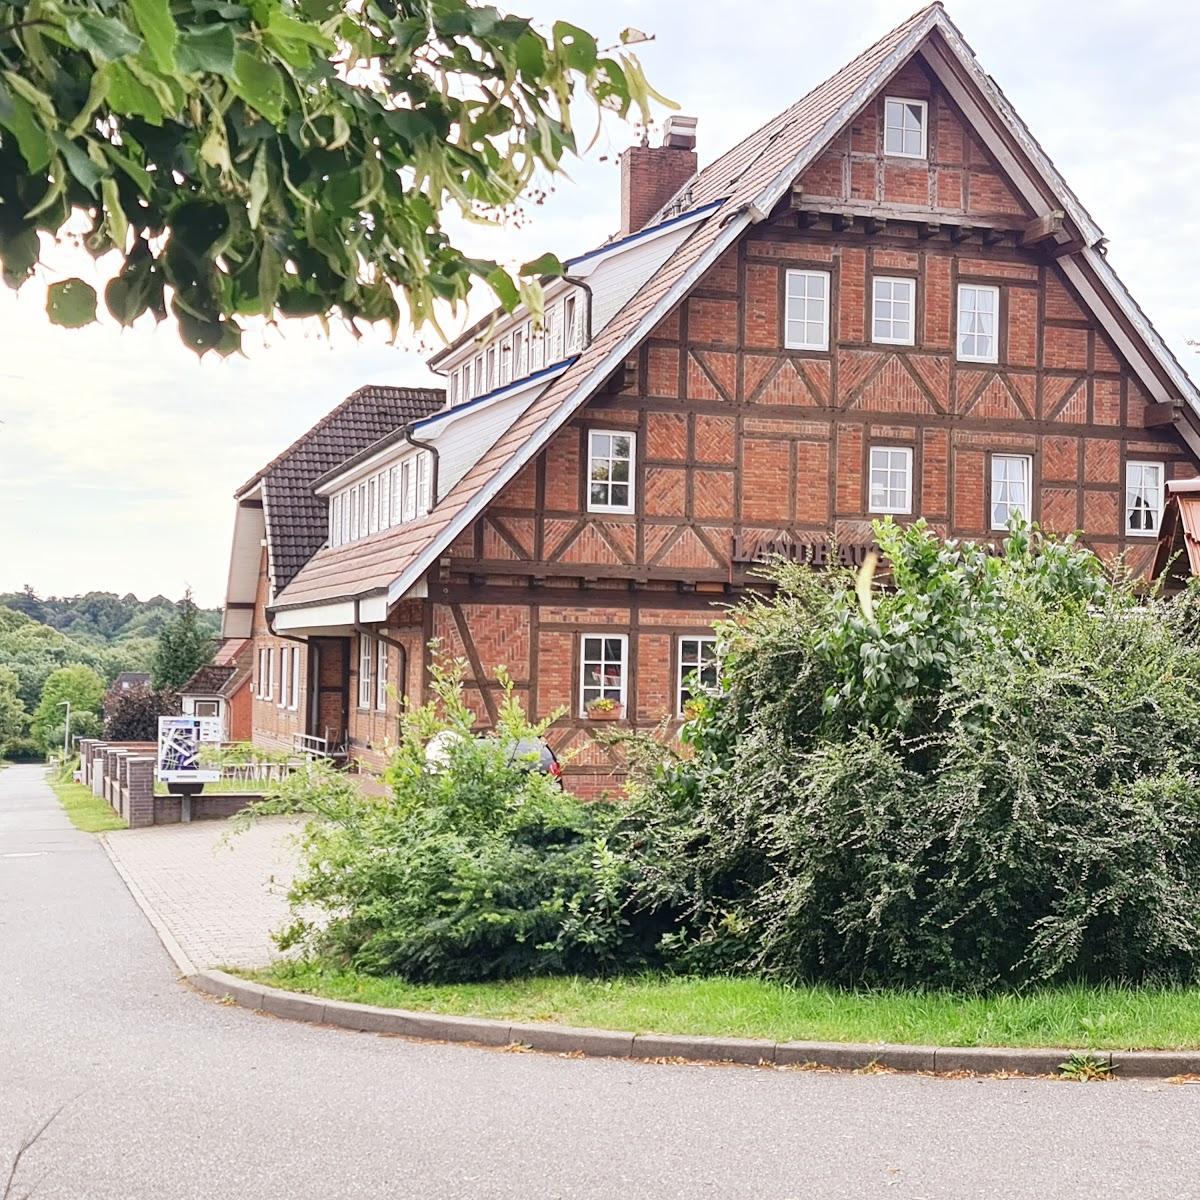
<box><xmin>586</xmin><ymin>702</ymin><xmax>623</xmax><ymax>722</ymax></box>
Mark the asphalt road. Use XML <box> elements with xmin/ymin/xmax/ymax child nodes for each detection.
<box><xmin>2</xmin><ymin>763</ymin><xmax>1199</xmax><ymax>1199</ymax></box>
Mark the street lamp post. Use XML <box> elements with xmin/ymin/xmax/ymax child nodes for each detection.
<box><xmin>58</xmin><ymin>699</ymin><xmax>72</xmax><ymax>761</ymax></box>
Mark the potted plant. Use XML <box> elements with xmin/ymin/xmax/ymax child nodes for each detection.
<box><xmin>586</xmin><ymin>697</ymin><xmax>622</xmax><ymax>721</ymax></box>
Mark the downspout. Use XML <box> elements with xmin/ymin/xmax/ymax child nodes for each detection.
<box><xmin>352</xmin><ymin>598</ymin><xmax>410</xmax><ymax>727</ymax></box>
<box><xmin>563</xmin><ymin>275</ymin><xmax>594</xmax><ymax>346</ymax></box>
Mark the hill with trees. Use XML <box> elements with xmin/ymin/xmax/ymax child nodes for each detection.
<box><xmin>0</xmin><ymin>590</ymin><xmax>221</xmax><ymax>757</ymax></box>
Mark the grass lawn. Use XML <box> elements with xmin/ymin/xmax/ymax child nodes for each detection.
<box><xmin>48</xmin><ymin>775</ymin><xmax>127</xmax><ymax>833</ymax></box>
<box><xmin>238</xmin><ymin>961</ymin><xmax>1200</xmax><ymax>1051</ymax></box>
<box><xmin>153</xmin><ymin>778</ymin><xmax>270</xmax><ymax>796</ymax></box>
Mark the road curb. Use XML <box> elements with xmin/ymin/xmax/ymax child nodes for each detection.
<box><xmin>185</xmin><ymin>969</ymin><xmax>1200</xmax><ymax>1079</ymax></box>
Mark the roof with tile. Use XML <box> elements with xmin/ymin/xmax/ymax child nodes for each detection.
<box><xmin>271</xmin><ymin>1</ymin><xmax>1197</xmax><ymax>612</ymax></box>
<box><xmin>240</xmin><ymin>385</ymin><xmax>444</xmax><ymax>594</ymax></box>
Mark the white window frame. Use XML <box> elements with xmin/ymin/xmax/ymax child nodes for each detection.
<box><xmin>586</xmin><ymin>429</ymin><xmax>636</xmax><ymax>515</ymax></box>
<box><xmin>330</xmin><ymin>494</ymin><xmax>340</xmax><ymax>548</ymax></box>
<box><xmin>358</xmin><ymin>634</ymin><xmax>373</xmax><ymax>709</ymax></box>
<box><xmin>278</xmin><ymin>646</ymin><xmax>290</xmax><ymax>709</ymax></box>
<box><xmin>513</xmin><ymin>328</ymin><xmax>525</xmax><ymax>378</ymax></box>
<box><xmin>368</xmin><ymin>477</ymin><xmax>379</xmax><ymax>535</ymax></box>
<box><xmin>957</xmin><ymin>284</ymin><xmax>1000</xmax><ymax>364</ymax></box>
<box><xmin>579</xmin><ymin>634</ymin><xmax>628</xmax><ymax>716</ymax></box>
<box><xmin>784</xmin><ymin>269</ymin><xmax>830</xmax><ymax>352</ymax></box>
<box><xmin>291</xmin><ymin>645</ymin><xmax>301</xmax><ymax>711</ymax></box>
<box><xmin>872</xmin><ymin>276</ymin><xmax>916</xmax><ymax>346</ymax></box>
<box><xmin>1125</xmin><ymin>461</ymin><xmax>1164</xmax><ymax>537</ymax></box>
<box><xmin>884</xmin><ymin>96</ymin><xmax>928</xmax><ymax>159</ymax></box>
<box><xmin>677</xmin><ymin>635</ymin><xmax>718</xmax><ymax>717</ymax></box>
<box><xmin>376</xmin><ymin>638</ymin><xmax>389</xmax><ymax>712</ymax></box>
<box><xmin>194</xmin><ymin>699</ymin><xmax>220</xmax><ymax>718</ymax></box>
<box><xmin>990</xmin><ymin>453</ymin><xmax>1033</xmax><ymax>531</ymax></box>
<box><xmin>868</xmin><ymin>445</ymin><xmax>914</xmax><ymax>515</ymax></box>
<box><xmin>461</xmin><ymin>361</ymin><xmax>471</xmax><ymax>402</ymax></box>
<box><xmin>266</xmin><ymin>647</ymin><xmax>275</xmax><ymax>701</ymax></box>
<box><xmin>256</xmin><ymin>648</ymin><xmax>267</xmax><ymax>697</ymax></box>
<box><xmin>416</xmin><ymin>452</ymin><xmax>431</xmax><ymax>515</ymax></box>
<box><xmin>379</xmin><ymin>469</ymin><xmax>390</xmax><ymax>529</ymax></box>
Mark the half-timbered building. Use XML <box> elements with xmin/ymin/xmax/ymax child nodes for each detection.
<box><xmin>221</xmin><ymin>3</ymin><xmax>1200</xmax><ymax>792</ymax></box>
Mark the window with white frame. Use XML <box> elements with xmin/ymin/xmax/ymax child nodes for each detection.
<box><xmin>278</xmin><ymin>646</ymin><xmax>291</xmax><ymax>708</ymax></box>
<box><xmin>1126</xmin><ymin>461</ymin><xmax>1163</xmax><ymax>535</ymax></box>
<box><xmin>194</xmin><ymin>699</ymin><xmax>220</xmax><ymax>718</ymax></box>
<box><xmin>678</xmin><ymin>636</ymin><xmax>718</xmax><ymax>716</ymax></box>
<box><xmin>884</xmin><ymin>97</ymin><xmax>927</xmax><ymax>158</ymax></box>
<box><xmin>401</xmin><ymin>459</ymin><xmax>414</xmax><ymax>522</ymax></box>
<box><xmin>587</xmin><ymin>430</ymin><xmax>635</xmax><ymax>514</ymax></box>
<box><xmin>991</xmin><ymin>454</ymin><xmax>1032</xmax><ymax>530</ymax></box>
<box><xmin>368</xmin><ymin>477</ymin><xmax>379</xmax><ymax>534</ymax></box>
<box><xmin>958</xmin><ymin>284</ymin><xmax>1000</xmax><ymax>363</ymax></box>
<box><xmin>266</xmin><ymin>647</ymin><xmax>275</xmax><ymax>700</ymax></box>
<box><xmin>417</xmin><ymin>453</ymin><xmax>431</xmax><ymax>514</ymax></box>
<box><xmin>461</xmin><ymin>361</ymin><xmax>472</xmax><ymax>403</ymax></box>
<box><xmin>291</xmin><ymin>645</ymin><xmax>300</xmax><ymax>711</ymax></box>
<box><xmin>358</xmin><ymin>635</ymin><xmax>373</xmax><ymax>709</ymax></box>
<box><xmin>872</xmin><ymin>277</ymin><xmax>916</xmax><ymax>345</ymax></box>
<box><xmin>580</xmin><ymin>635</ymin><xmax>627</xmax><ymax>715</ymax></box>
<box><xmin>565</xmin><ymin>295</ymin><xmax>580</xmax><ymax>352</ymax></box>
<box><xmin>513</xmin><ymin>328</ymin><xmax>525</xmax><ymax>378</ymax></box>
<box><xmin>869</xmin><ymin>446</ymin><xmax>913</xmax><ymax>514</ymax></box>
<box><xmin>256</xmin><ymin>648</ymin><xmax>268</xmax><ymax>697</ymax></box>
<box><xmin>376</xmin><ymin>639</ymin><xmax>389</xmax><ymax>711</ymax></box>
<box><xmin>784</xmin><ymin>270</ymin><xmax>830</xmax><ymax>351</ymax></box>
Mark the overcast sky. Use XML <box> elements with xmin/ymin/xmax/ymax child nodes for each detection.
<box><xmin>2</xmin><ymin>0</ymin><xmax>1197</xmax><ymax>608</ymax></box>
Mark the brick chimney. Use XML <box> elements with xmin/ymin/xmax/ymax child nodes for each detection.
<box><xmin>619</xmin><ymin>116</ymin><xmax>698</xmax><ymax>236</ymax></box>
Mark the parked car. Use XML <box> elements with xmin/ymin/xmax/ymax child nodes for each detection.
<box><xmin>424</xmin><ymin>731</ymin><xmax>562</xmax><ymax>782</ymax></box>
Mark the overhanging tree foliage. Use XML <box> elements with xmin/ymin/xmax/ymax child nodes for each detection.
<box><xmin>0</xmin><ymin>0</ymin><xmax>666</xmax><ymax>353</ymax></box>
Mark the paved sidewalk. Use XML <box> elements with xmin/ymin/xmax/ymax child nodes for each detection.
<box><xmin>103</xmin><ymin>815</ymin><xmax>305</xmax><ymax>968</ymax></box>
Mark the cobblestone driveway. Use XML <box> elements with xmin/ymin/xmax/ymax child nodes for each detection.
<box><xmin>103</xmin><ymin>815</ymin><xmax>305</xmax><ymax>969</ymax></box>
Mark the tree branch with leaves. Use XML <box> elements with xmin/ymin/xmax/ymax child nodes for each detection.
<box><xmin>0</xmin><ymin>0</ymin><xmax>668</xmax><ymax>352</ymax></box>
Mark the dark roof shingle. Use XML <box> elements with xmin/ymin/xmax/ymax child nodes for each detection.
<box><xmin>241</xmin><ymin>384</ymin><xmax>444</xmax><ymax>593</ymax></box>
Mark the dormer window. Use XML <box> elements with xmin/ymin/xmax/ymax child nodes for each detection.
<box><xmin>884</xmin><ymin>97</ymin><xmax>927</xmax><ymax>159</ymax></box>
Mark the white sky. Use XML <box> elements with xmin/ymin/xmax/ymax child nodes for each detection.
<box><xmin>1</xmin><ymin>0</ymin><xmax>1197</xmax><ymax>608</ymax></box>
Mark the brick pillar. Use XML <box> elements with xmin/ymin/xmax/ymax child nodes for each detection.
<box><xmin>92</xmin><ymin>747</ymin><xmax>109</xmax><ymax>795</ymax></box>
<box><xmin>126</xmin><ymin>757</ymin><xmax>156</xmax><ymax>828</ymax></box>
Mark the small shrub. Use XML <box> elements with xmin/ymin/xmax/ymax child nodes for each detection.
<box><xmin>252</xmin><ymin>661</ymin><xmax>658</xmax><ymax>983</ymax></box>
<box><xmin>104</xmin><ymin>683</ymin><xmax>178</xmax><ymax>740</ymax></box>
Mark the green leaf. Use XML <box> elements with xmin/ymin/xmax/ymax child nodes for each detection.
<box><xmin>50</xmin><ymin>133</ymin><xmax>104</xmax><ymax>193</ymax></box>
<box><xmin>102</xmin><ymin>142</ymin><xmax>153</xmax><ymax>196</ymax></box>
<box><xmin>129</xmin><ymin>0</ymin><xmax>178</xmax><ymax>73</ymax></box>
<box><xmin>47</xmin><ymin>279</ymin><xmax>98</xmax><ymax>328</ymax></box>
<box><xmin>519</xmin><ymin>252</ymin><xmax>564</xmax><ymax>278</ymax></box>
<box><xmin>0</xmin><ymin>91</ymin><xmax>51</xmax><ymax>172</ymax></box>
<box><xmin>176</xmin><ymin>25</ymin><xmax>237</xmax><ymax>76</ymax></box>
<box><xmin>231</xmin><ymin>51</ymin><xmax>285</xmax><ymax>124</ymax></box>
<box><xmin>105</xmin><ymin>61</ymin><xmax>165</xmax><ymax>123</ymax></box>
<box><xmin>486</xmin><ymin>267</ymin><xmax>519</xmax><ymax>312</ymax></box>
<box><xmin>101</xmin><ymin>177</ymin><xmax>129</xmax><ymax>250</ymax></box>
<box><xmin>257</xmin><ymin>241</ymin><xmax>281</xmax><ymax>314</ymax></box>
<box><xmin>247</xmin><ymin>144</ymin><xmax>269</xmax><ymax>229</ymax></box>
<box><xmin>0</xmin><ymin>227</ymin><xmax>40</xmax><ymax>285</ymax></box>
<box><xmin>65</xmin><ymin>13</ymin><xmax>144</xmax><ymax>62</ymax></box>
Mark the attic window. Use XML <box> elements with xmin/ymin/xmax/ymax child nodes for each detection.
<box><xmin>884</xmin><ymin>97</ymin><xmax>927</xmax><ymax>159</ymax></box>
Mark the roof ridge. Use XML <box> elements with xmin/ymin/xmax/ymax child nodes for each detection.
<box><xmin>235</xmin><ymin>383</ymin><xmax>445</xmax><ymax>497</ymax></box>
<box><xmin>647</xmin><ymin>2</ymin><xmax>944</xmax><ymax>226</ymax></box>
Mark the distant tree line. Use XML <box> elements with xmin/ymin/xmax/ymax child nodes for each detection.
<box><xmin>0</xmin><ymin>589</ymin><xmax>218</xmax><ymax>759</ymax></box>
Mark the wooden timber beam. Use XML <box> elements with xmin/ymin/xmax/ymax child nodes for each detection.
<box><xmin>917</xmin><ymin>222</ymin><xmax>942</xmax><ymax>239</ymax></box>
<box><xmin>831</xmin><ymin>211</ymin><xmax>853</xmax><ymax>232</ymax></box>
<box><xmin>982</xmin><ymin>228</ymin><xmax>1007</xmax><ymax>246</ymax></box>
<box><xmin>1144</xmin><ymin>401</ymin><xmax>1181</xmax><ymax>429</ymax></box>
<box><xmin>789</xmin><ymin>192</ymin><xmax>1025</xmax><ymax>232</ymax></box>
<box><xmin>1021</xmin><ymin>210</ymin><xmax>1066</xmax><ymax>247</ymax></box>
<box><xmin>950</xmin><ymin>224</ymin><xmax>974</xmax><ymax>243</ymax></box>
<box><xmin>1046</xmin><ymin>237</ymin><xmax>1086</xmax><ymax>260</ymax></box>
<box><xmin>864</xmin><ymin>216</ymin><xmax>887</xmax><ymax>236</ymax></box>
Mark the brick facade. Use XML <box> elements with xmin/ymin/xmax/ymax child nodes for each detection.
<box><xmin>243</xmin><ymin>47</ymin><xmax>1198</xmax><ymax>796</ymax></box>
